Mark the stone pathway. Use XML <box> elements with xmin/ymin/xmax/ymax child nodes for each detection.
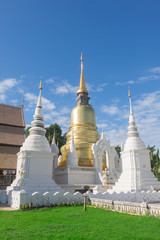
<box><xmin>0</xmin><ymin>204</ymin><xmax>17</xmax><ymax>211</ymax></box>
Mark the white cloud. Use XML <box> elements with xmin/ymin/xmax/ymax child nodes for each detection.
<box><xmin>138</xmin><ymin>75</ymin><xmax>160</xmax><ymax>82</ymax></box>
<box><xmin>111</xmin><ymin>98</ymin><xmax>120</xmax><ymax>104</ymax></box>
<box><xmin>43</xmin><ymin>112</ymin><xmax>59</xmax><ymax>121</ymax></box>
<box><xmin>10</xmin><ymin>99</ymin><xmax>18</xmax><ymax>105</ymax></box>
<box><xmin>96</xmin><ymin>83</ymin><xmax>107</xmax><ymax>92</ymax></box>
<box><xmin>54</xmin><ymin>81</ymin><xmax>78</xmax><ymax>95</ymax></box>
<box><xmin>44</xmin><ymin>112</ymin><xmax>70</xmax><ymax>133</ymax></box>
<box><xmin>60</xmin><ymin>107</ymin><xmax>70</xmax><ymax>114</ymax></box>
<box><xmin>0</xmin><ymin>94</ymin><xmax>6</xmax><ymax>101</ymax></box>
<box><xmin>86</xmin><ymin>82</ymin><xmax>107</xmax><ymax>92</ymax></box>
<box><xmin>54</xmin><ymin>80</ymin><xmax>107</xmax><ymax>95</ymax></box>
<box><xmin>43</xmin><ymin>106</ymin><xmax>71</xmax><ymax>133</ymax></box>
<box><xmin>20</xmin><ymin>75</ymin><xmax>26</xmax><ymax>79</ymax></box>
<box><xmin>101</xmin><ymin>105</ymin><xmax>119</xmax><ymax>115</ymax></box>
<box><xmin>56</xmin><ymin>86</ymin><xmax>70</xmax><ymax>94</ymax></box>
<box><xmin>0</xmin><ymin>78</ymin><xmax>17</xmax><ymax>94</ymax></box>
<box><xmin>116</xmin><ymin>74</ymin><xmax>160</xmax><ymax>86</ymax></box>
<box><xmin>116</xmin><ymin>66</ymin><xmax>160</xmax><ymax>86</ymax></box>
<box><xmin>25</xmin><ymin>93</ymin><xmax>38</xmax><ymax>104</ymax></box>
<box><xmin>45</xmin><ymin>78</ymin><xmax>54</xmax><ymax>84</ymax></box>
<box><xmin>104</xmin><ymin>128</ymin><xmax>126</xmax><ymax>146</ymax></box>
<box><xmin>149</xmin><ymin>66</ymin><xmax>160</xmax><ymax>74</ymax></box>
<box><xmin>116</xmin><ymin>80</ymin><xmax>135</xmax><ymax>86</ymax></box>
<box><xmin>97</xmin><ymin>123</ymin><xmax>108</xmax><ymax>129</ymax></box>
<box><xmin>24</xmin><ymin>93</ymin><xmax>55</xmax><ymax>111</ymax></box>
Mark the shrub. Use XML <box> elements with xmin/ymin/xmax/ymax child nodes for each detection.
<box><xmin>145</xmin><ymin>210</ymin><xmax>149</xmax><ymax>216</ymax></box>
<box><xmin>20</xmin><ymin>204</ymin><xmax>25</xmax><ymax>210</ymax></box>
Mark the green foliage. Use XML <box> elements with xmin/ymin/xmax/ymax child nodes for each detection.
<box><xmin>147</xmin><ymin>145</ymin><xmax>160</xmax><ymax>180</ymax></box>
<box><xmin>45</xmin><ymin>123</ymin><xmax>66</xmax><ymax>152</ymax></box>
<box><xmin>25</xmin><ymin>127</ymin><xmax>31</xmax><ymax>137</ymax></box>
<box><xmin>20</xmin><ymin>203</ymin><xmax>25</xmax><ymax>210</ymax></box>
<box><xmin>115</xmin><ymin>145</ymin><xmax>121</xmax><ymax>157</ymax></box>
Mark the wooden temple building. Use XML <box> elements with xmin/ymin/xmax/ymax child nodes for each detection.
<box><xmin>0</xmin><ymin>104</ymin><xmax>25</xmax><ymax>189</ymax></box>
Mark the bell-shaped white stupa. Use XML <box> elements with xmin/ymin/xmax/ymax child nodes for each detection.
<box><xmin>7</xmin><ymin>81</ymin><xmax>61</xmax><ymax>196</ymax></box>
<box><xmin>51</xmin><ymin>133</ymin><xmax>59</xmax><ymax>155</ymax></box>
<box><xmin>110</xmin><ymin>89</ymin><xmax>160</xmax><ymax>192</ymax></box>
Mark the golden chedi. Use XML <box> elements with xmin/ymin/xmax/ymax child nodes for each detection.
<box><xmin>59</xmin><ymin>53</ymin><xmax>100</xmax><ymax>167</ymax></box>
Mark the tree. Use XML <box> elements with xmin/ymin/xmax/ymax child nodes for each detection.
<box><xmin>25</xmin><ymin>127</ymin><xmax>31</xmax><ymax>137</ymax></box>
<box><xmin>115</xmin><ymin>145</ymin><xmax>121</xmax><ymax>157</ymax></box>
<box><xmin>45</xmin><ymin>123</ymin><xmax>66</xmax><ymax>153</ymax></box>
<box><xmin>147</xmin><ymin>145</ymin><xmax>160</xmax><ymax>181</ymax></box>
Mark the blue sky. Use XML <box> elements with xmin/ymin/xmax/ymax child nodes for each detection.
<box><xmin>1</xmin><ymin>0</ymin><xmax>160</xmax><ymax>149</ymax></box>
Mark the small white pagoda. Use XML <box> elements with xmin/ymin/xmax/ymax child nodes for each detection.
<box><xmin>67</xmin><ymin>130</ymin><xmax>78</xmax><ymax>167</ymax></box>
<box><xmin>110</xmin><ymin>90</ymin><xmax>160</xmax><ymax>192</ymax></box>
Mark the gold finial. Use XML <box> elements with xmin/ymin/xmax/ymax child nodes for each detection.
<box><xmin>128</xmin><ymin>87</ymin><xmax>131</xmax><ymax>98</ymax></box>
<box><xmin>81</xmin><ymin>52</ymin><xmax>83</xmax><ymax>62</ymax></box>
<box><xmin>128</xmin><ymin>87</ymin><xmax>133</xmax><ymax>115</ymax></box>
<box><xmin>77</xmin><ymin>52</ymin><xmax>88</xmax><ymax>95</ymax></box>
<box><xmin>39</xmin><ymin>76</ymin><xmax>42</xmax><ymax>90</ymax></box>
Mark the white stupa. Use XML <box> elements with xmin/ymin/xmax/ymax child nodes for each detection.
<box><xmin>7</xmin><ymin>81</ymin><xmax>61</xmax><ymax>194</ymax></box>
<box><xmin>110</xmin><ymin>89</ymin><xmax>160</xmax><ymax>192</ymax></box>
<box><xmin>51</xmin><ymin>133</ymin><xmax>59</xmax><ymax>155</ymax></box>
<box><xmin>51</xmin><ymin>132</ymin><xmax>59</xmax><ymax>175</ymax></box>
<box><xmin>67</xmin><ymin>130</ymin><xmax>78</xmax><ymax>166</ymax></box>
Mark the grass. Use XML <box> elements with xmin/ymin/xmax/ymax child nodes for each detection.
<box><xmin>1</xmin><ymin>206</ymin><xmax>160</xmax><ymax>240</ymax></box>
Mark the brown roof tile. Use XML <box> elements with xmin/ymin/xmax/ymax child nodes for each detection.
<box><xmin>0</xmin><ymin>104</ymin><xmax>25</xmax><ymax>127</ymax></box>
<box><xmin>0</xmin><ymin>125</ymin><xmax>25</xmax><ymax>146</ymax></box>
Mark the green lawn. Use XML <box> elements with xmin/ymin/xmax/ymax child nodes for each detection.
<box><xmin>1</xmin><ymin>206</ymin><xmax>160</xmax><ymax>240</ymax></box>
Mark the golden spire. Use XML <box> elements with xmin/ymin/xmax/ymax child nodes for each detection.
<box><xmin>77</xmin><ymin>52</ymin><xmax>88</xmax><ymax>95</ymax></box>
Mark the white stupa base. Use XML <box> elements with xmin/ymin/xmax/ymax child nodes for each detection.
<box><xmin>7</xmin><ymin>177</ymin><xmax>62</xmax><ymax>195</ymax></box>
<box><xmin>7</xmin><ymin>150</ymin><xmax>62</xmax><ymax>207</ymax></box>
<box><xmin>54</xmin><ymin>166</ymin><xmax>101</xmax><ymax>191</ymax></box>
<box><xmin>110</xmin><ymin>170</ymin><xmax>160</xmax><ymax>193</ymax></box>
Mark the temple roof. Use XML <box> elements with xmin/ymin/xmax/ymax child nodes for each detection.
<box><xmin>0</xmin><ymin>125</ymin><xmax>25</xmax><ymax>146</ymax></box>
<box><xmin>0</xmin><ymin>104</ymin><xmax>25</xmax><ymax>127</ymax></box>
<box><xmin>0</xmin><ymin>145</ymin><xmax>20</xmax><ymax>169</ymax></box>
<box><xmin>0</xmin><ymin>104</ymin><xmax>25</xmax><ymax>147</ymax></box>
